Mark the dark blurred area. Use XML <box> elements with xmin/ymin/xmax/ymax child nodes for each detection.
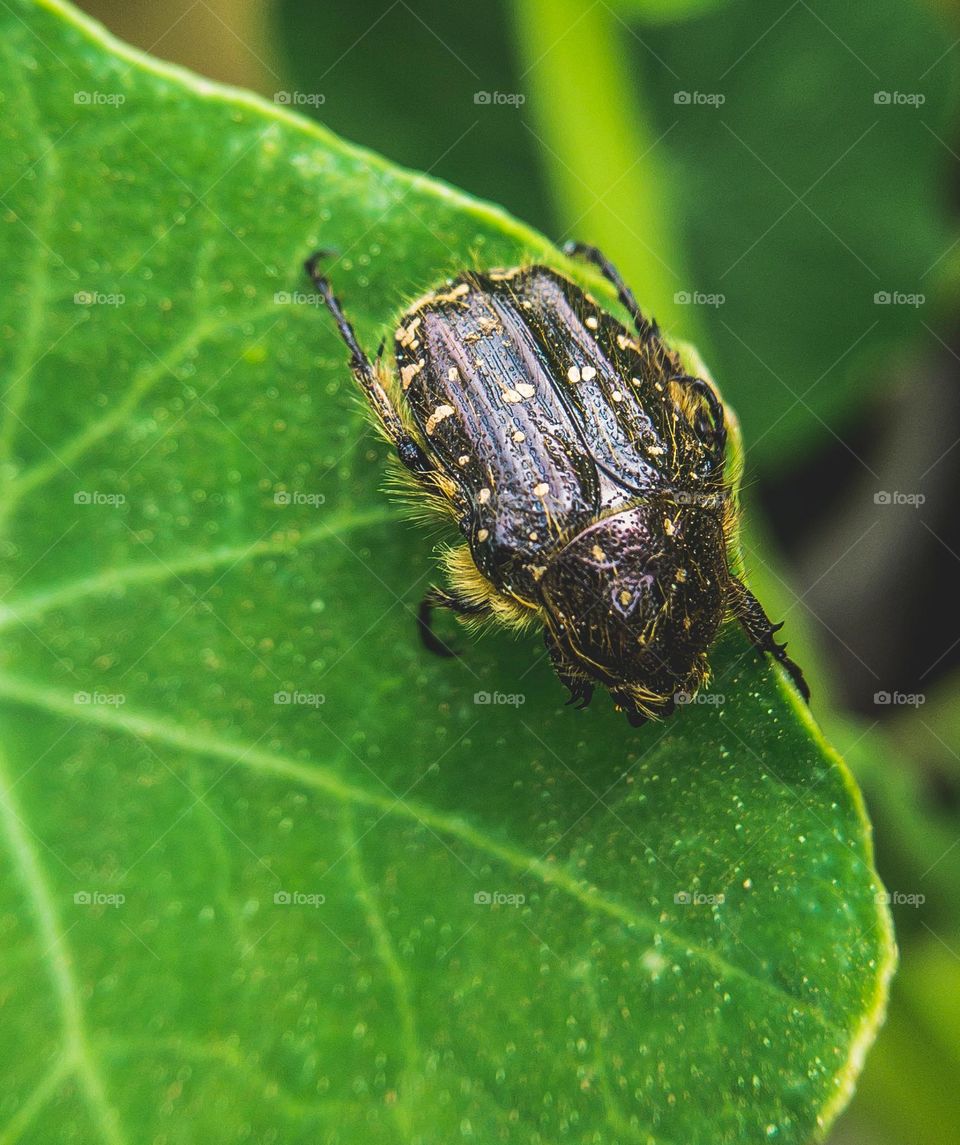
<box><xmin>77</xmin><ymin>2</ymin><xmax>960</xmax><ymax>1141</ymax></box>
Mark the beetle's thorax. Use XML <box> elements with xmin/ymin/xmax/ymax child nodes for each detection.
<box><xmin>536</xmin><ymin>502</ymin><xmax>728</xmax><ymax>701</ymax></box>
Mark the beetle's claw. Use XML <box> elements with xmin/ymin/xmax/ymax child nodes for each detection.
<box><xmin>564</xmin><ymin>683</ymin><xmax>594</xmax><ymax>710</ymax></box>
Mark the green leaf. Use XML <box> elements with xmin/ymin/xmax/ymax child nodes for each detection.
<box><xmin>637</xmin><ymin>0</ymin><xmax>957</xmax><ymax>466</ymax></box>
<box><xmin>0</xmin><ymin>2</ymin><xmax>894</xmax><ymax>1142</ymax></box>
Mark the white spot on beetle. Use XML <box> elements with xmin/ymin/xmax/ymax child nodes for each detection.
<box><xmin>397</xmin><ymin>317</ymin><xmax>421</xmax><ymax>348</ymax></box>
<box><xmin>567</xmin><ymin>365</ymin><xmax>581</xmax><ymax>384</ymax></box>
<box><xmin>431</xmin><ymin>282</ymin><xmax>470</xmax><ymax>304</ymax></box>
<box><xmin>478</xmin><ymin>488</ymin><xmax>491</xmax><ymax>504</ymax></box>
<box><xmin>400</xmin><ymin>360</ymin><xmax>424</xmax><ymax>389</ymax></box>
<box><xmin>426</xmin><ymin>404</ymin><xmax>455</xmax><ymax>434</ymax></box>
<box><xmin>448</xmin><ymin>367</ymin><xmax>459</xmax><ymax>382</ymax></box>
<box><xmin>477</xmin><ymin>528</ymin><xmax>490</xmax><ymax>542</ymax></box>
<box><xmin>516</xmin><ymin>382</ymin><xmax>536</xmax><ymax>399</ymax></box>
<box><xmin>503</xmin><ymin>389</ymin><xmax>523</xmax><ymax>403</ymax></box>
<box><xmin>611</xmin><ymin>389</ymin><xmax>624</xmax><ymax>402</ymax></box>
<box><xmin>512</xmin><ymin>430</ymin><xmax>526</xmax><ymax>443</ymax></box>
<box><xmin>581</xmin><ymin>366</ymin><xmax>597</xmax><ymax>382</ymax></box>
<box><xmin>457</xmin><ymin>454</ymin><xmax>470</xmax><ymax>467</ymax></box>
<box><xmin>591</xmin><ymin>544</ymin><xmax>606</xmax><ymax>562</ymax></box>
<box><xmin>647</xmin><ymin>445</ymin><xmax>666</xmax><ymax>456</ymax></box>
<box><xmin>533</xmin><ymin>482</ymin><xmax>549</xmax><ymax>497</ymax></box>
<box><xmin>585</xmin><ymin>315</ymin><xmax>599</xmax><ymax>330</ymax></box>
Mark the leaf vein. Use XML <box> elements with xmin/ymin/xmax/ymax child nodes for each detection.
<box><xmin>0</xmin><ymin>675</ymin><xmax>845</xmax><ymax>1035</ymax></box>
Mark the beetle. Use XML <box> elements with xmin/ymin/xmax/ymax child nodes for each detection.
<box><xmin>305</xmin><ymin>243</ymin><xmax>808</xmax><ymax>725</ymax></box>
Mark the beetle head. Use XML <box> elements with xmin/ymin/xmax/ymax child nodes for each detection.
<box><xmin>539</xmin><ymin>503</ymin><xmax>728</xmax><ymax>720</ymax></box>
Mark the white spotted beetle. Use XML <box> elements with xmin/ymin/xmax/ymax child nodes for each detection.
<box><xmin>305</xmin><ymin>244</ymin><xmax>808</xmax><ymax>725</ymax></box>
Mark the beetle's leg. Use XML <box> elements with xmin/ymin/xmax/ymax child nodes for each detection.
<box><xmin>418</xmin><ymin>586</ymin><xmax>489</xmax><ymax>658</ymax></box>
<box><xmin>615</xmin><ymin>696</ymin><xmax>652</xmax><ymax>728</ymax></box>
<box><xmin>562</xmin><ymin>240</ymin><xmax>660</xmax><ymax>342</ymax></box>
<box><xmin>305</xmin><ymin>252</ymin><xmax>432</xmax><ymax>475</ymax></box>
<box><xmin>544</xmin><ymin>630</ymin><xmax>595</xmax><ymax>710</ymax></box>
<box><xmin>669</xmin><ymin>373</ymin><xmax>727</xmax><ymax>467</ymax></box>
<box><xmin>727</xmin><ymin>576</ymin><xmax>811</xmax><ymax>701</ymax></box>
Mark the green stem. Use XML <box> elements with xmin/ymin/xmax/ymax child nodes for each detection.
<box><xmin>512</xmin><ymin>0</ymin><xmax>699</xmax><ymax>344</ymax></box>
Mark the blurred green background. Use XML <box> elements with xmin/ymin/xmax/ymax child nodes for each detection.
<box><xmin>77</xmin><ymin>1</ymin><xmax>960</xmax><ymax>1140</ymax></box>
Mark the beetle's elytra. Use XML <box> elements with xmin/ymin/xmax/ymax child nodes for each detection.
<box><xmin>306</xmin><ymin>242</ymin><xmax>808</xmax><ymax>725</ymax></box>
